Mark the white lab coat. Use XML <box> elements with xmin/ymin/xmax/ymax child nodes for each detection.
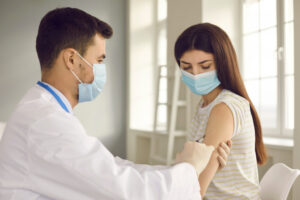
<box><xmin>0</xmin><ymin>83</ymin><xmax>202</xmax><ymax>200</ymax></box>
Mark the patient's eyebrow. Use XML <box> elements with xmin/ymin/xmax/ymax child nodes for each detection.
<box><xmin>181</xmin><ymin>59</ymin><xmax>212</xmax><ymax>65</ymax></box>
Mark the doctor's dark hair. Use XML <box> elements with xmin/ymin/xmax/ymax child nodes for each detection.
<box><xmin>174</xmin><ymin>23</ymin><xmax>267</xmax><ymax>165</ymax></box>
<box><xmin>36</xmin><ymin>7</ymin><xmax>113</xmax><ymax>70</ymax></box>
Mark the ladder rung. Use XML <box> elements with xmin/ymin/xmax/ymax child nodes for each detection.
<box><xmin>159</xmin><ymin>75</ymin><xmax>168</xmax><ymax>78</ymax></box>
<box><xmin>157</xmin><ymin>101</ymin><xmax>187</xmax><ymax>107</ymax></box>
<box><xmin>158</xmin><ymin>65</ymin><xmax>167</xmax><ymax>68</ymax></box>
<box><xmin>173</xmin><ymin>131</ymin><xmax>186</xmax><ymax>137</ymax></box>
<box><xmin>152</xmin><ymin>130</ymin><xmax>186</xmax><ymax>137</ymax></box>
<box><xmin>157</xmin><ymin>102</ymin><xmax>168</xmax><ymax>105</ymax></box>
<box><xmin>152</xmin><ymin>131</ymin><xmax>168</xmax><ymax>135</ymax></box>
<box><xmin>177</xmin><ymin>101</ymin><xmax>187</xmax><ymax>106</ymax></box>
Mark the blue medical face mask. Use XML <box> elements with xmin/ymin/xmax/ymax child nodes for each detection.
<box><xmin>70</xmin><ymin>52</ymin><xmax>106</xmax><ymax>103</ymax></box>
<box><xmin>181</xmin><ymin>69</ymin><xmax>221</xmax><ymax>95</ymax></box>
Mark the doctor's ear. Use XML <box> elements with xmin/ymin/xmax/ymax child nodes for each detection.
<box><xmin>63</xmin><ymin>49</ymin><xmax>77</xmax><ymax>71</ymax></box>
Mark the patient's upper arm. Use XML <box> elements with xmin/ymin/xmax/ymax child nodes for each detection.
<box><xmin>203</xmin><ymin>102</ymin><xmax>234</xmax><ymax>146</ymax></box>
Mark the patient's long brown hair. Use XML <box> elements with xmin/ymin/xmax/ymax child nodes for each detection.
<box><xmin>174</xmin><ymin>23</ymin><xmax>267</xmax><ymax>165</ymax></box>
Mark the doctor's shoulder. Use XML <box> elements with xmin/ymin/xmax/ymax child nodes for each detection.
<box><xmin>11</xmin><ymin>86</ymin><xmax>85</xmax><ymax>135</ymax></box>
<box><xmin>16</xmin><ymin>85</ymin><xmax>71</xmax><ymax>117</ymax></box>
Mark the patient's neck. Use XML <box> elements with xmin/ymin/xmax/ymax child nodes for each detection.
<box><xmin>201</xmin><ymin>86</ymin><xmax>223</xmax><ymax>107</ymax></box>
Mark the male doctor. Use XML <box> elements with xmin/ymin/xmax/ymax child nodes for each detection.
<box><xmin>0</xmin><ymin>8</ymin><xmax>230</xmax><ymax>200</ymax></box>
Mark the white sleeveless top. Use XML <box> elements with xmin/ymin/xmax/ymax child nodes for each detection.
<box><xmin>189</xmin><ymin>89</ymin><xmax>261</xmax><ymax>200</ymax></box>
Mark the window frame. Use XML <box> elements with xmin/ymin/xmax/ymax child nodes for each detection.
<box><xmin>241</xmin><ymin>0</ymin><xmax>294</xmax><ymax>138</ymax></box>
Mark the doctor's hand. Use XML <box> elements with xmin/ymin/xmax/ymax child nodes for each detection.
<box><xmin>175</xmin><ymin>142</ymin><xmax>214</xmax><ymax>177</ymax></box>
<box><xmin>217</xmin><ymin>140</ymin><xmax>232</xmax><ymax>170</ymax></box>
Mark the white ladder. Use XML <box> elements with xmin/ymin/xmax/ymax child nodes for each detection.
<box><xmin>149</xmin><ymin>65</ymin><xmax>190</xmax><ymax>165</ymax></box>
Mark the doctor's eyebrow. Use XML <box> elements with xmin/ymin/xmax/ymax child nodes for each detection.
<box><xmin>180</xmin><ymin>59</ymin><xmax>213</xmax><ymax>65</ymax></box>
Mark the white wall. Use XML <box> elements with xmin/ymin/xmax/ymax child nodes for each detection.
<box><xmin>126</xmin><ymin>0</ymin><xmax>157</xmax><ymax>161</ymax></box>
<box><xmin>127</xmin><ymin>0</ymin><xmax>157</xmax><ymax>131</ymax></box>
<box><xmin>201</xmin><ymin>0</ymin><xmax>241</xmax><ymax>60</ymax></box>
<box><xmin>0</xmin><ymin>0</ymin><xmax>127</xmax><ymax>158</ymax></box>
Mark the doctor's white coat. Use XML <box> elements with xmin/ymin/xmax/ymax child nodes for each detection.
<box><xmin>0</xmin><ymin>83</ymin><xmax>201</xmax><ymax>200</ymax></box>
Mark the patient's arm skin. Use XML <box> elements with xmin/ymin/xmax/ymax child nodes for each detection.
<box><xmin>198</xmin><ymin>103</ymin><xmax>234</xmax><ymax>197</ymax></box>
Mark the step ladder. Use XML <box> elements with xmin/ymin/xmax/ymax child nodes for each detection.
<box><xmin>149</xmin><ymin>65</ymin><xmax>191</xmax><ymax>165</ymax></box>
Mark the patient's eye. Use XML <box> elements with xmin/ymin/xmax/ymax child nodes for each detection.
<box><xmin>182</xmin><ymin>66</ymin><xmax>192</xmax><ymax>71</ymax></box>
<box><xmin>201</xmin><ymin>65</ymin><xmax>210</xmax><ymax>70</ymax></box>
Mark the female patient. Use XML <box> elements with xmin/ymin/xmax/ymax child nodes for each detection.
<box><xmin>174</xmin><ymin>23</ymin><xmax>267</xmax><ymax>199</ymax></box>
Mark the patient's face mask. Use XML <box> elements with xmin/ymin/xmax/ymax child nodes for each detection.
<box><xmin>70</xmin><ymin>52</ymin><xmax>106</xmax><ymax>103</ymax></box>
<box><xmin>181</xmin><ymin>69</ymin><xmax>220</xmax><ymax>95</ymax></box>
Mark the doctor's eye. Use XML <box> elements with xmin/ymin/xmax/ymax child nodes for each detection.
<box><xmin>98</xmin><ymin>60</ymin><xmax>103</xmax><ymax>64</ymax></box>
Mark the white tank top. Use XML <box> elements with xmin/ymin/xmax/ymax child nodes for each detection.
<box><xmin>189</xmin><ymin>89</ymin><xmax>261</xmax><ymax>200</ymax></box>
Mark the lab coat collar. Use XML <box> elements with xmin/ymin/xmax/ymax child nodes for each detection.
<box><xmin>38</xmin><ymin>81</ymin><xmax>73</xmax><ymax>114</ymax></box>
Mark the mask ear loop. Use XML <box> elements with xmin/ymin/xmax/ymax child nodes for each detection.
<box><xmin>69</xmin><ymin>51</ymin><xmax>91</xmax><ymax>84</ymax></box>
<box><xmin>70</xmin><ymin>69</ymin><xmax>83</xmax><ymax>84</ymax></box>
<box><xmin>76</xmin><ymin>52</ymin><xmax>93</xmax><ymax>68</ymax></box>
<box><xmin>73</xmin><ymin>51</ymin><xmax>96</xmax><ymax>84</ymax></box>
